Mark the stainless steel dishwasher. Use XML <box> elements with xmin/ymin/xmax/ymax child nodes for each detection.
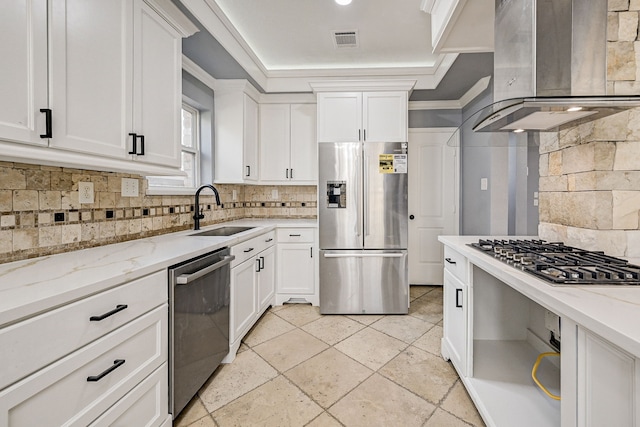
<box><xmin>168</xmin><ymin>247</ymin><xmax>235</xmax><ymax>418</ymax></box>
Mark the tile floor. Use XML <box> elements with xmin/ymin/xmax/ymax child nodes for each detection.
<box><xmin>175</xmin><ymin>286</ymin><xmax>485</xmax><ymax>427</ymax></box>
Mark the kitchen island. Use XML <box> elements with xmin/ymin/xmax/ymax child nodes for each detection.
<box><xmin>439</xmin><ymin>236</ymin><xmax>640</xmax><ymax>427</ymax></box>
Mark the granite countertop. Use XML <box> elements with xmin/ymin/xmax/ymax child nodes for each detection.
<box><xmin>439</xmin><ymin>235</ymin><xmax>640</xmax><ymax>358</ymax></box>
<box><xmin>0</xmin><ymin>219</ymin><xmax>317</xmax><ymax>327</ymax></box>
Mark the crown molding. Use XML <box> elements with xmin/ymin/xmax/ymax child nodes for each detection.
<box><xmin>409</xmin><ymin>75</ymin><xmax>491</xmax><ymax>110</ymax></box>
<box><xmin>145</xmin><ymin>0</ymin><xmax>199</xmax><ymax>37</ymax></box>
<box><xmin>182</xmin><ymin>55</ymin><xmax>217</xmax><ymax>90</ymax></box>
<box><xmin>309</xmin><ymin>79</ymin><xmax>417</xmax><ymax>93</ymax></box>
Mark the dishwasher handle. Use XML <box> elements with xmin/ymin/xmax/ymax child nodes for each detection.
<box><xmin>323</xmin><ymin>253</ymin><xmax>404</xmax><ymax>258</ymax></box>
<box><xmin>176</xmin><ymin>255</ymin><xmax>235</xmax><ymax>285</ymax></box>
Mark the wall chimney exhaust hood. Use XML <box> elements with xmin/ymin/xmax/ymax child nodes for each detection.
<box><xmin>473</xmin><ymin>0</ymin><xmax>640</xmax><ymax>133</ymax></box>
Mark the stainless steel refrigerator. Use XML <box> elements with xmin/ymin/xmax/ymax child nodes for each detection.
<box><xmin>319</xmin><ymin>141</ymin><xmax>408</xmax><ymax>314</ymax></box>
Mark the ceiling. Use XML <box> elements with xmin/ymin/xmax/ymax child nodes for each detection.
<box><xmin>176</xmin><ymin>0</ymin><xmax>494</xmax><ymax>97</ymax></box>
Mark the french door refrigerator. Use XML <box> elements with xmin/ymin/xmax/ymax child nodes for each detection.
<box><xmin>319</xmin><ymin>141</ymin><xmax>408</xmax><ymax>314</ymax></box>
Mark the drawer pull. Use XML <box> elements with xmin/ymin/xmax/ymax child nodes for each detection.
<box><xmin>455</xmin><ymin>289</ymin><xmax>463</xmax><ymax>308</ymax></box>
<box><xmin>90</xmin><ymin>304</ymin><xmax>128</xmax><ymax>321</ymax></box>
<box><xmin>445</xmin><ymin>257</ymin><xmax>457</xmax><ymax>265</ymax></box>
<box><xmin>87</xmin><ymin>359</ymin><xmax>125</xmax><ymax>382</ymax></box>
<box><xmin>289</xmin><ymin>234</ymin><xmax>301</xmax><ymax>237</ymax></box>
<box><xmin>244</xmin><ymin>247</ymin><xmax>254</xmax><ymax>253</ymax></box>
<box><xmin>265</xmin><ymin>238</ymin><xmax>273</xmax><ymax>242</ymax></box>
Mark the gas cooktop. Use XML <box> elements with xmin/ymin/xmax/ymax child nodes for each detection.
<box><xmin>469</xmin><ymin>239</ymin><xmax>640</xmax><ymax>286</ymax></box>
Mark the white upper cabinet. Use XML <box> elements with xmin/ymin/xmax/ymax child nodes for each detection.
<box><xmin>0</xmin><ymin>0</ymin><xmax>194</xmax><ymax>173</ymax></box>
<box><xmin>214</xmin><ymin>82</ymin><xmax>260</xmax><ymax>183</ymax></box>
<box><xmin>48</xmin><ymin>0</ymin><xmax>132</xmax><ymax>159</ymax></box>
<box><xmin>0</xmin><ymin>1</ymin><xmax>48</xmax><ymax>147</ymax></box>
<box><xmin>259</xmin><ymin>103</ymin><xmax>317</xmax><ymax>184</ymax></box>
<box><xmin>317</xmin><ymin>91</ymin><xmax>407</xmax><ymax>142</ymax></box>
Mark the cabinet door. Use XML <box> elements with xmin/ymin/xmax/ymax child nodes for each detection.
<box><xmin>362</xmin><ymin>92</ymin><xmax>407</xmax><ymax>142</ymax></box>
<box><xmin>49</xmin><ymin>0</ymin><xmax>132</xmax><ymax>159</ymax></box>
<box><xmin>290</xmin><ymin>104</ymin><xmax>317</xmax><ymax>183</ymax></box>
<box><xmin>577</xmin><ymin>327</ymin><xmax>637</xmax><ymax>427</ymax></box>
<box><xmin>277</xmin><ymin>243</ymin><xmax>315</xmax><ymax>294</ymax></box>
<box><xmin>243</xmin><ymin>95</ymin><xmax>259</xmax><ymax>181</ymax></box>
<box><xmin>317</xmin><ymin>93</ymin><xmax>362</xmax><ymax>142</ymax></box>
<box><xmin>230</xmin><ymin>259</ymin><xmax>257</xmax><ymax>343</ymax></box>
<box><xmin>442</xmin><ymin>270</ymin><xmax>468</xmax><ymax>376</ymax></box>
<box><xmin>0</xmin><ymin>1</ymin><xmax>48</xmax><ymax>146</ymax></box>
<box><xmin>132</xmin><ymin>0</ymin><xmax>181</xmax><ymax>167</ymax></box>
<box><xmin>257</xmin><ymin>246</ymin><xmax>276</xmax><ymax>312</ymax></box>
<box><xmin>259</xmin><ymin>104</ymin><xmax>291</xmax><ymax>182</ymax></box>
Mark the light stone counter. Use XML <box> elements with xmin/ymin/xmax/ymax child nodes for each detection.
<box><xmin>0</xmin><ymin>219</ymin><xmax>317</xmax><ymax>327</ymax></box>
<box><xmin>439</xmin><ymin>235</ymin><xmax>640</xmax><ymax>358</ymax></box>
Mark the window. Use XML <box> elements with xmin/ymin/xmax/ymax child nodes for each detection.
<box><xmin>147</xmin><ymin>103</ymin><xmax>201</xmax><ymax>190</ymax></box>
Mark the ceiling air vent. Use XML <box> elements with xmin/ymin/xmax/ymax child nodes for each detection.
<box><xmin>332</xmin><ymin>30</ymin><xmax>358</xmax><ymax>48</ymax></box>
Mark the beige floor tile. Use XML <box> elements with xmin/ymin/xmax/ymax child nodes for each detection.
<box><xmin>334</xmin><ymin>327</ymin><xmax>407</xmax><ymax>370</ymax></box>
<box><xmin>211</xmin><ymin>376</ymin><xmax>322</xmax><ymax>427</ymax></box>
<box><xmin>274</xmin><ymin>304</ymin><xmax>322</xmax><ymax>326</ymax></box>
<box><xmin>199</xmin><ymin>350</ymin><xmax>278</xmax><ymax>413</ymax></box>
<box><xmin>174</xmin><ymin>396</ymin><xmax>208</xmax><ymax>427</ymax></box>
<box><xmin>242</xmin><ymin>312</ymin><xmax>296</xmax><ymax>347</ymax></box>
<box><xmin>329</xmin><ymin>373</ymin><xmax>435</xmax><ymax>427</ymax></box>
<box><xmin>253</xmin><ymin>329</ymin><xmax>329</xmax><ymax>372</ymax></box>
<box><xmin>370</xmin><ymin>314</ymin><xmax>435</xmax><ymax>343</ymax></box>
<box><xmin>409</xmin><ymin>295</ymin><xmax>444</xmax><ymax>324</ymax></box>
<box><xmin>424</xmin><ymin>408</ymin><xmax>471</xmax><ymax>427</ymax></box>
<box><xmin>410</xmin><ymin>285</ymin><xmax>435</xmax><ymax>300</ymax></box>
<box><xmin>185</xmin><ymin>415</ymin><xmax>216</xmax><ymax>427</ymax></box>
<box><xmin>346</xmin><ymin>314</ymin><xmax>383</xmax><ymax>325</ymax></box>
<box><xmin>379</xmin><ymin>346</ymin><xmax>458</xmax><ymax>404</ymax></box>
<box><xmin>413</xmin><ymin>324</ymin><xmax>444</xmax><ymax>355</ymax></box>
<box><xmin>441</xmin><ymin>381</ymin><xmax>486</xmax><ymax>426</ymax></box>
<box><xmin>269</xmin><ymin>304</ymin><xmax>288</xmax><ymax>312</ymax></box>
<box><xmin>237</xmin><ymin>342</ymin><xmax>250</xmax><ymax>354</ymax></box>
<box><xmin>306</xmin><ymin>411</ymin><xmax>343</xmax><ymax>427</ymax></box>
<box><xmin>301</xmin><ymin>315</ymin><xmax>365</xmax><ymax>345</ymax></box>
<box><xmin>285</xmin><ymin>347</ymin><xmax>372</xmax><ymax>408</ymax></box>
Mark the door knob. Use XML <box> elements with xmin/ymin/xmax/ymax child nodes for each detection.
<box><xmin>409</xmin><ymin>215</ymin><xmax>415</xmax><ymax>220</ymax></box>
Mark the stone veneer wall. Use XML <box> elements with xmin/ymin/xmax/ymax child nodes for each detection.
<box><xmin>0</xmin><ymin>161</ymin><xmax>317</xmax><ymax>263</ymax></box>
<box><xmin>537</xmin><ymin>0</ymin><xmax>640</xmax><ymax>257</ymax></box>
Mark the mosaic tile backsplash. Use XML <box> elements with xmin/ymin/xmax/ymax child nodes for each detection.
<box><xmin>0</xmin><ymin>161</ymin><xmax>317</xmax><ymax>263</ymax></box>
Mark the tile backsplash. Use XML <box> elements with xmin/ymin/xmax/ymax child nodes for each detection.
<box><xmin>0</xmin><ymin>161</ymin><xmax>317</xmax><ymax>263</ymax></box>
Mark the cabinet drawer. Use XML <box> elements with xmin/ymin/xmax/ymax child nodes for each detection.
<box><xmin>0</xmin><ymin>271</ymin><xmax>167</xmax><ymax>390</ymax></box>
<box><xmin>89</xmin><ymin>363</ymin><xmax>169</xmax><ymax>427</ymax></box>
<box><xmin>443</xmin><ymin>246</ymin><xmax>468</xmax><ymax>283</ymax></box>
<box><xmin>231</xmin><ymin>231</ymin><xmax>275</xmax><ymax>267</ymax></box>
<box><xmin>277</xmin><ymin>228</ymin><xmax>315</xmax><ymax>243</ymax></box>
<box><xmin>0</xmin><ymin>305</ymin><xmax>167</xmax><ymax>427</ymax></box>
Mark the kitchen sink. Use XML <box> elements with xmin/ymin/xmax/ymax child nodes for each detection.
<box><xmin>190</xmin><ymin>226</ymin><xmax>255</xmax><ymax>237</ymax></box>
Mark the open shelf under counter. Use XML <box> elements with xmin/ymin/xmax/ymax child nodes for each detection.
<box><xmin>467</xmin><ymin>339</ymin><xmax>561</xmax><ymax>427</ymax></box>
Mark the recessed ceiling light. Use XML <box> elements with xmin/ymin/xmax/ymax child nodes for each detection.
<box><xmin>513</xmin><ymin>129</ymin><xmax>525</xmax><ymax>133</ymax></box>
<box><xmin>335</xmin><ymin>0</ymin><xmax>352</xmax><ymax>5</ymax></box>
<box><xmin>567</xmin><ymin>106</ymin><xmax>583</xmax><ymax>112</ymax></box>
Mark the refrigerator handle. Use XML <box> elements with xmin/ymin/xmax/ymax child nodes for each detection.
<box><xmin>355</xmin><ymin>150</ymin><xmax>362</xmax><ymax>237</ymax></box>
<box><xmin>323</xmin><ymin>253</ymin><xmax>404</xmax><ymax>258</ymax></box>
<box><xmin>364</xmin><ymin>154</ymin><xmax>370</xmax><ymax>237</ymax></box>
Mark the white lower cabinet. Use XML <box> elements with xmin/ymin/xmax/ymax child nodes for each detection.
<box><xmin>576</xmin><ymin>327</ymin><xmax>639</xmax><ymax>427</ymax></box>
<box><xmin>442</xmin><ymin>270</ymin><xmax>468</xmax><ymax>376</ymax></box>
<box><xmin>226</xmin><ymin>232</ymin><xmax>275</xmax><ymax>362</ymax></box>
<box><xmin>276</xmin><ymin>228</ymin><xmax>318</xmax><ymax>305</ymax></box>
<box><xmin>0</xmin><ymin>272</ymin><xmax>169</xmax><ymax>427</ymax></box>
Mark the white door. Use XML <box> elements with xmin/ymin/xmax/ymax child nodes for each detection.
<box><xmin>362</xmin><ymin>92</ymin><xmax>407</xmax><ymax>142</ymax></box>
<box><xmin>277</xmin><ymin>244</ymin><xmax>315</xmax><ymax>294</ymax></box>
<box><xmin>316</xmin><ymin>92</ymin><xmax>361</xmax><ymax>142</ymax></box>
<box><xmin>243</xmin><ymin>95</ymin><xmax>259</xmax><ymax>181</ymax></box>
<box><xmin>408</xmin><ymin>128</ymin><xmax>459</xmax><ymax>285</ymax></box>
<box><xmin>49</xmin><ymin>0</ymin><xmax>132</xmax><ymax>158</ymax></box>
<box><xmin>0</xmin><ymin>1</ymin><xmax>48</xmax><ymax>146</ymax></box>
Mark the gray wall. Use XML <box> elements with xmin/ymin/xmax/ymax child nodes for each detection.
<box><xmin>182</xmin><ymin>71</ymin><xmax>215</xmax><ymax>184</ymax></box>
<box><xmin>408</xmin><ymin>109</ymin><xmax>462</xmax><ymax>128</ymax></box>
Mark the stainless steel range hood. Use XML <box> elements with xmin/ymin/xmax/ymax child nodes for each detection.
<box><xmin>473</xmin><ymin>0</ymin><xmax>640</xmax><ymax>132</ymax></box>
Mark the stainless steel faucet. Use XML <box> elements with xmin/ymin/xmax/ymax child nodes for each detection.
<box><xmin>193</xmin><ymin>184</ymin><xmax>221</xmax><ymax>230</ymax></box>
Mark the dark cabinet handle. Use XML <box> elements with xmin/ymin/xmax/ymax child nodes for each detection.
<box><xmin>246</xmin><ymin>166</ymin><xmax>251</xmax><ymax>177</ymax></box>
<box><xmin>455</xmin><ymin>289</ymin><xmax>463</xmax><ymax>308</ymax></box>
<box><xmin>358</xmin><ymin>129</ymin><xmax>361</xmax><ymax>141</ymax></box>
<box><xmin>136</xmin><ymin>134</ymin><xmax>145</xmax><ymax>155</ymax></box>
<box><xmin>409</xmin><ymin>215</ymin><xmax>415</xmax><ymax>220</ymax></box>
<box><xmin>259</xmin><ymin>256</ymin><xmax>265</xmax><ymax>270</ymax></box>
<box><xmin>265</xmin><ymin>238</ymin><xmax>273</xmax><ymax>242</ymax></box>
<box><xmin>445</xmin><ymin>257</ymin><xmax>456</xmax><ymax>265</ymax></box>
<box><xmin>128</xmin><ymin>133</ymin><xmax>137</xmax><ymax>154</ymax></box>
<box><xmin>90</xmin><ymin>304</ymin><xmax>128</xmax><ymax>321</ymax></box>
<box><xmin>244</xmin><ymin>247</ymin><xmax>254</xmax><ymax>253</ymax></box>
<box><xmin>87</xmin><ymin>359</ymin><xmax>125</xmax><ymax>382</ymax></box>
<box><xmin>40</xmin><ymin>108</ymin><xmax>52</xmax><ymax>138</ymax></box>
<box><xmin>290</xmin><ymin>169</ymin><xmax>293</xmax><ymax>179</ymax></box>
<box><xmin>363</xmin><ymin>129</ymin><xmax>366</xmax><ymax>141</ymax></box>
<box><xmin>289</xmin><ymin>234</ymin><xmax>301</xmax><ymax>237</ymax></box>
<box><xmin>256</xmin><ymin>258</ymin><xmax>261</xmax><ymax>272</ymax></box>
<box><xmin>286</xmin><ymin>169</ymin><xmax>289</xmax><ymax>179</ymax></box>
<box><xmin>310</xmin><ymin>247</ymin><xmax>313</xmax><ymax>258</ymax></box>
